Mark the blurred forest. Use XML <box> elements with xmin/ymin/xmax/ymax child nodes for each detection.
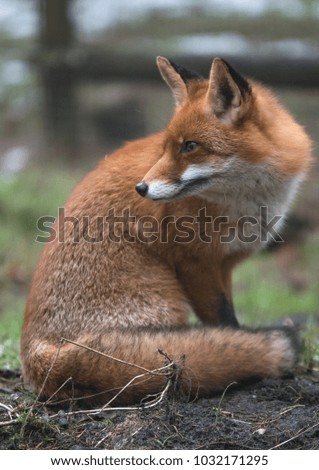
<box><xmin>0</xmin><ymin>0</ymin><xmax>318</xmax><ymax>368</ymax></box>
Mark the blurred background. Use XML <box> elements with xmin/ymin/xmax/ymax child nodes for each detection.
<box><xmin>0</xmin><ymin>0</ymin><xmax>318</xmax><ymax>368</ymax></box>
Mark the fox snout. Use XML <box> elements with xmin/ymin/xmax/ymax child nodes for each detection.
<box><xmin>135</xmin><ymin>181</ymin><xmax>149</xmax><ymax>197</ymax></box>
<box><xmin>135</xmin><ymin>168</ymin><xmax>213</xmax><ymax>201</ymax></box>
<box><xmin>135</xmin><ymin>178</ymin><xmax>183</xmax><ymax>201</ymax></box>
<box><xmin>135</xmin><ymin>162</ymin><xmax>225</xmax><ymax>202</ymax></box>
<box><xmin>135</xmin><ymin>179</ymin><xmax>178</xmax><ymax>201</ymax></box>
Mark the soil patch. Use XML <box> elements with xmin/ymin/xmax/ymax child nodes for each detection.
<box><xmin>0</xmin><ymin>369</ymin><xmax>318</xmax><ymax>450</ymax></box>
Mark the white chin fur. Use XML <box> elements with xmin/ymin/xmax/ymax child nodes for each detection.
<box><xmin>181</xmin><ymin>164</ymin><xmax>216</xmax><ymax>182</ymax></box>
<box><xmin>146</xmin><ymin>162</ymin><xmax>225</xmax><ymax>200</ymax></box>
<box><xmin>146</xmin><ymin>162</ymin><xmax>304</xmax><ymax>227</ymax></box>
<box><xmin>145</xmin><ymin>180</ymin><xmax>181</xmax><ymax>200</ymax></box>
<box><xmin>144</xmin><ymin>160</ymin><xmax>304</xmax><ymax>256</ymax></box>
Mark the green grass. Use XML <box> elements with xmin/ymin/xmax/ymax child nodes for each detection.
<box><xmin>0</xmin><ymin>166</ymin><xmax>82</xmax><ymax>368</ymax></box>
<box><xmin>0</xmin><ymin>167</ymin><xmax>83</xmax><ymax>271</ymax></box>
<box><xmin>0</xmin><ymin>302</ymin><xmax>24</xmax><ymax>369</ymax></box>
<box><xmin>233</xmin><ymin>250</ymin><xmax>319</xmax><ymax>326</ymax></box>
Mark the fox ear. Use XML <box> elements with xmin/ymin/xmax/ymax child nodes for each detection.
<box><xmin>206</xmin><ymin>58</ymin><xmax>252</xmax><ymax>125</ymax></box>
<box><xmin>156</xmin><ymin>56</ymin><xmax>189</xmax><ymax>107</ymax></box>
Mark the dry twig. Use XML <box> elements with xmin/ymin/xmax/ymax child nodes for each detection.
<box><xmin>270</xmin><ymin>421</ymin><xmax>319</xmax><ymax>449</ymax></box>
<box><xmin>19</xmin><ymin>338</ymin><xmax>182</xmax><ymax>425</ymax></box>
<box><xmin>0</xmin><ymin>418</ymin><xmax>20</xmax><ymax>428</ymax></box>
<box><xmin>61</xmin><ymin>337</ymin><xmax>153</xmax><ymax>374</ymax></box>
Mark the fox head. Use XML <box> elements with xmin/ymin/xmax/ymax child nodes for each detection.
<box><xmin>135</xmin><ymin>56</ymin><xmax>311</xmax><ymax>205</ymax></box>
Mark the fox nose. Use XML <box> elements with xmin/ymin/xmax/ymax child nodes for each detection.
<box><xmin>135</xmin><ymin>181</ymin><xmax>149</xmax><ymax>197</ymax></box>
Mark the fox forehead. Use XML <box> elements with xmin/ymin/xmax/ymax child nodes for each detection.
<box><xmin>184</xmin><ymin>78</ymin><xmax>210</xmax><ymax>101</ymax></box>
<box><xmin>165</xmin><ymin>103</ymin><xmax>237</xmax><ymax>153</ymax></box>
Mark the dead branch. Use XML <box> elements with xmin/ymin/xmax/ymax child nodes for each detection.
<box><xmin>19</xmin><ymin>337</ymin><xmax>184</xmax><ymax>428</ymax></box>
<box><xmin>0</xmin><ymin>418</ymin><xmax>20</xmax><ymax>428</ymax></box>
<box><xmin>62</xmin><ymin>337</ymin><xmax>155</xmax><ymax>374</ymax></box>
<box><xmin>49</xmin><ymin>380</ymin><xmax>172</xmax><ymax>419</ymax></box>
<box><xmin>42</xmin><ymin>376</ymin><xmax>74</xmax><ymax>406</ymax></box>
<box><xmin>0</xmin><ymin>402</ymin><xmax>14</xmax><ymax>414</ymax></box>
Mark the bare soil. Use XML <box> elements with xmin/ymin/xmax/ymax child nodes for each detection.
<box><xmin>1</xmin><ymin>369</ymin><xmax>318</xmax><ymax>450</ymax></box>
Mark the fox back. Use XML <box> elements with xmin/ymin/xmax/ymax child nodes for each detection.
<box><xmin>21</xmin><ymin>57</ymin><xmax>312</xmax><ymax>405</ymax></box>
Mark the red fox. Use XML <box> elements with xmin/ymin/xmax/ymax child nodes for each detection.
<box><xmin>21</xmin><ymin>57</ymin><xmax>312</xmax><ymax>405</ymax></box>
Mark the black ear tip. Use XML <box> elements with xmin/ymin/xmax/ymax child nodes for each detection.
<box><xmin>217</xmin><ymin>58</ymin><xmax>251</xmax><ymax>95</ymax></box>
<box><xmin>168</xmin><ymin>60</ymin><xmax>203</xmax><ymax>83</ymax></box>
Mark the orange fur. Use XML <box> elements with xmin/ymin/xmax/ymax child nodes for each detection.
<box><xmin>21</xmin><ymin>57</ymin><xmax>312</xmax><ymax>405</ymax></box>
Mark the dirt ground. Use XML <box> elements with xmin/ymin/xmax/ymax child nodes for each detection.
<box><xmin>0</xmin><ymin>368</ymin><xmax>318</xmax><ymax>450</ymax></box>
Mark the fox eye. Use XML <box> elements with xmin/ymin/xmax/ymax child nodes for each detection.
<box><xmin>181</xmin><ymin>141</ymin><xmax>200</xmax><ymax>153</ymax></box>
